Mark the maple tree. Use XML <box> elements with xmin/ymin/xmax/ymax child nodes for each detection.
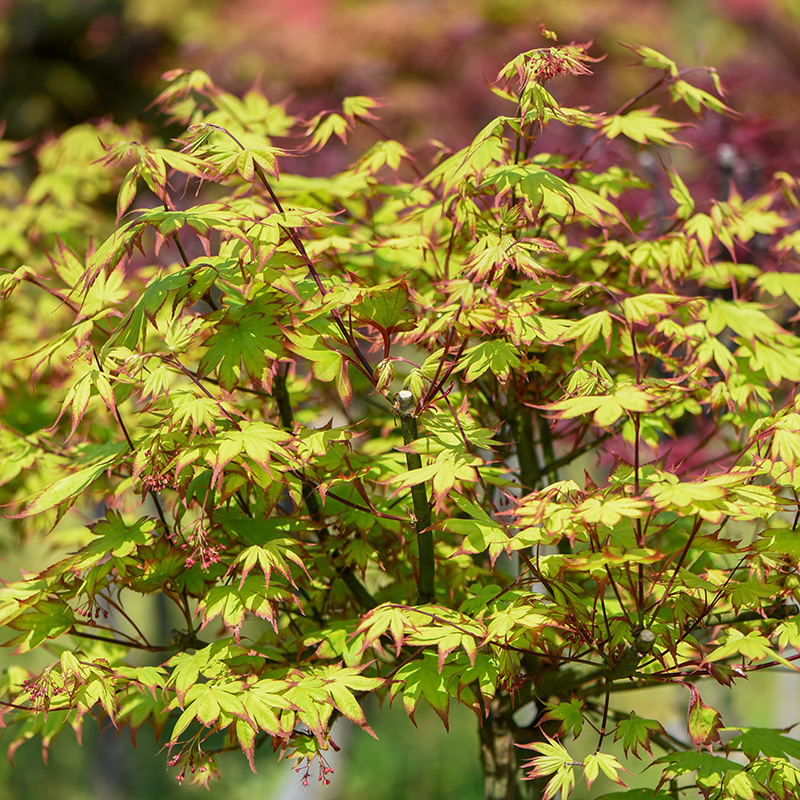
<box><xmin>2</xmin><ymin>31</ymin><xmax>800</xmax><ymax>800</ymax></box>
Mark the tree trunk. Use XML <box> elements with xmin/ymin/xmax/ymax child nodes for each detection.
<box><xmin>479</xmin><ymin>694</ymin><xmax>548</xmax><ymax>800</ymax></box>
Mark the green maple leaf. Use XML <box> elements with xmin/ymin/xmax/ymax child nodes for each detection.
<box><xmin>707</xmin><ymin>629</ymin><xmax>795</xmax><ymax>669</ymax></box>
<box><xmin>229</xmin><ymin>536</ymin><xmax>307</xmax><ymax>591</ymax></box>
<box><xmin>726</xmin><ymin>727</ymin><xmax>800</xmax><ymax>760</ymax></box>
<box><xmin>356</xmin><ymin>604</ymin><xmax>414</xmax><ymax>657</ymax></box>
<box><xmin>614</xmin><ymin>711</ymin><xmax>663</xmax><ymax>757</ymax></box>
<box><xmin>240</xmin><ymin>679</ymin><xmax>293</xmax><ymax>738</ymax></box>
<box><xmin>354</xmin><ymin>140</ymin><xmax>408</xmax><ymax>173</ymax></box>
<box><xmin>211</xmin><ymin>421</ymin><xmax>298</xmax><ymax>485</ymax></box>
<box><xmin>460</xmin><ymin>340</ymin><xmax>521</xmax><ymax>382</ymax></box>
<box><xmin>520</xmin><ymin>739</ymin><xmax>576</xmax><ymax>800</ymax></box>
<box><xmin>444</xmin><ymin>494</ymin><xmax>510</xmax><ymax>565</ymax></box>
<box><xmin>307</xmin><ymin>112</ymin><xmax>350</xmax><ymax>150</ymax></box>
<box><xmin>584</xmin><ymin>751</ymin><xmax>626</xmax><ymax>790</ymax></box>
<box><xmin>198</xmin><ymin>300</ymin><xmax>284</xmax><ymax>391</ymax></box>
<box><xmin>196</xmin><ymin>576</ymin><xmax>293</xmax><ymax>638</ymax></box>
<box><xmin>14</xmin><ymin>443</ymin><xmax>128</xmax><ymax>518</ymax></box>
<box><xmin>392</xmin><ymin>651</ymin><xmax>452</xmax><ymax>728</ymax></box>
<box><xmin>602</xmin><ymin>108</ymin><xmax>684</xmax><ymax>146</ymax></box>
<box><xmin>171</xmin><ymin>680</ymin><xmax>245</xmax><ymax>740</ymax></box>
<box><xmin>312</xmin><ymin>664</ymin><xmax>382</xmax><ymax>734</ymax></box>
<box><xmin>73</xmin><ymin>512</ymin><xmax>158</xmax><ymax>569</ymax></box>
<box><xmin>545</xmin><ymin>698</ymin><xmax>585</xmax><ymax>738</ymax></box>
<box><xmin>4</xmin><ymin>599</ymin><xmax>74</xmax><ymax>652</ymax></box>
<box><xmin>352</xmin><ymin>282</ymin><xmax>413</xmax><ymax>332</ymax></box>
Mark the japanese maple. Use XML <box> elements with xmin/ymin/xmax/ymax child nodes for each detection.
<box><xmin>1</xmin><ymin>31</ymin><xmax>800</xmax><ymax>800</ymax></box>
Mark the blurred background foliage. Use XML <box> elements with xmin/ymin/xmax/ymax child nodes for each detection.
<box><xmin>1</xmin><ymin>0</ymin><xmax>800</xmax><ymax>797</ymax></box>
<box><xmin>1</xmin><ymin>0</ymin><xmax>799</xmax><ymax>170</ymax></box>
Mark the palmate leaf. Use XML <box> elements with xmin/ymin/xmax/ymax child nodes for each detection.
<box><xmin>83</xmin><ymin>219</ymin><xmax>140</xmax><ymax>278</ymax></box>
<box><xmin>461</xmin><ymin>233</ymin><xmax>554</xmax><ymax>282</ymax></box>
<box><xmin>341</xmin><ymin>95</ymin><xmax>382</xmax><ymax>122</ymax></box>
<box><xmin>389</xmin><ymin>449</ymin><xmax>481</xmax><ymax>511</ymax></box>
<box><xmin>306</xmin><ymin>112</ymin><xmax>350</xmax><ymax>151</ymax></box>
<box><xmin>758</xmin><ymin>528</ymin><xmax>800</xmax><ymax>563</ymax></box>
<box><xmin>583</xmin><ymin>752</ymin><xmax>627</xmax><ymax>790</ymax></box>
<box><xmin>13</xmin><ymin>442</ymin><xmax>128</xmax><ymax>518</ymax></box>
<box><xmin>614</xmin><ymin>711</ymin><xmax>663</xmax><ymax>757</ymax></box>
<box><xmin>426</xmin><ymin>118</ymin><xmax>504</xmax><ymax>191</ymax></box>
<box><xmin>170</xmin><ymin>678</ymin><xmax>247</xmax><ymax>741</ymax></box>
<box><xmin>72</xmin><ymin>512</ymin><xmax>158</xmax><ymax>570</ymax></box>
<box><xmin>3</xmin><ymin>599</ymin><xmax>75</xmax><ymax>652</ymax></box>
<box><xmin>647</xmin><ymin>471</ymin><xmax>779</xmax><ymax>524</ymax></box>
<box><xmin>403</xmin><ymin>606</ymin><xmax>485</xmax><ymax>670</ymax></box>
<box><xmin>117</xmin><ymin>687</ymin><xmax>170</xmax><ymax>735</ymax></box>
<box><xmin>543</xmin><ymin>698</ymin><xmax>585</xmax><ymax>738</ymax></box>
<box><xmin>284</xmin><ymin>328</ymin><xmax>353</xmax><ymax>406</ymax></box>
<box><xmin>104</xmin><ymin>265</ymin><xmax>217</xmax><ymax>351</ymax></box>
<box><xmin>485</xmin><ymin>164</ymin><xmax>572</xmax><ymax>211</ymax></box>
<box><xmin>168</xmin><ymin>640</ymin><xmax>252</xmax><ymax>704</ymax></box>
<box><xmin>705</xmin><ymin>298</ymin><xmax>785</xmax><ymax>340</ymax></box>
<box><xmin>444</xmin><ymin>494</ymin><xmax>511</xmax><ymax>566</ymax></box>
<box><xmin>210</xmin><ymin>421</ymin><xmax>298</xmax><ymax>484</ymax></box>
<box><xmin>355</xmin><ymin>604</ymin><xmax>414</xmax><ymax>657</ymax></box>
<box><xmin>623</xmin><ymin>43</ymin><xmax>679</xmax><ymax>75</ymax></box>
<box><xmin>485</xmin><ymin>163</ymin><xmax>624</xmax><ymax>225</ymax></box>
<box><xmin>275</xmin><ymin>665</ymin><xmax>380</xmax><ymax>739</ymax></box>
<box><xmin>50</xmin><ymin>367</ymin><xmax>111</xmax><ymax>441</ymax></box>
<box><xmin>546</xmin><ymin>384</ymin><xmax>659</xmax><ymax>427</ymax></box>
<box><xmin>240</xmin><ymin>678</ymin><xmax>294</xmax><ymax>739</ymax></box>
<box><xmin>757</xmin><ymin>270</ymin><xmax>800</xmax><ymax>307</ymax></box>
<box><xmin>115</xmin><ymin>665</ymin><xmax>167</xmax><ymax>698</ymax></box>
<box><xmin>602</xmin><ymin>108</ymin><xmax>684</xmax><ymax>146</ymax></box>
<box><xmin>421</xmin><ymin>408</ymin><xmax>501</xmax><ymax>452</ymax></box>
<box><xmin>71</xmin><ymin>667</ymin><xmax>119</xmax><ymax>722</ymax></box>
<box><xmin>520</xmin><ymin>738</ymin><xmax>576</xmax><ymax>800</ymax></box>
<box><xmin>391</xmin><ymin>651</ymin><xmax>452</xmax><ymax>728</ymax></box>
<box><xmin>229</xmin><ymin>140</ymin><xmax>288</xmax><ymax>181</ymax></box>
<box><xmin>573</xmin><ymin>494</ymin><xmax>650</xmax><ymax>526</ymax></box>
<box><xmin>725</xmin><ymin>727</ymin><xmax>800</xmax><ymax>760</ymax></box>
<box><xmin>706</xmin><ymin>629</ymin><xmax>797</xmax><ymax>670</ymax></box>
<box><xmin>669</xmin><ymin>169</ymin><xmax>695</xmax><ymax>219</ymax></box>
<box><xmin>352</xmin><ymin>282</ymin><xmax>414</xmax><ymax>332</ymax></box>
<box><xmin>195</xmin><ymin>575</ymin><xmax>295</xmax><ymax>638</ymax></box>
<box><xmin>744</xmin><ymin>339</ymin><xmax>800</xmax><ymax>384</ymax></box>
<box><xmin>168</xmin><ymin>392</ymin><xmax>227</xmax><ymax>435</ymax></box>
<box><xmin>562</xmin><ymin>311</ymin><xmax>614</xmax><ymax>355</ymax></box>
<box><xmin>134</xmin><ymin>205</ymin><xmax>244</xmax><ymax>239</ymax></box>
<box><xmin>353</xmin><ymin>139</ymin><xmax>409</xmax><ymax>173</ymax></box>
<box><xmin>312</xmin><ymin>663</ymin><xmax>382</xmax><ymax>734</ymax></box>
<box><xmin>197</xmin><ymin>298</ymin><xmax>285</xmax><ymax>391</ymax></box>
<box><xmin>685</xmin><ymin>211</ymin><xmax>716</xmax><ymax>255</ymax></box>
<box><xmin>655</xmin><ymin>750</ymin><xmax>742</xmax><ymax>785</ymax></box>
<box><xmin>621</xmin><ymin>293</ymin><xmax>677</xmax><ymax>323</ymax></box>
<box><xmin>670</xmin><ymin>78</ymin><xmax>735</xmax><ymax>116</ymax></box>
<box><xmin>485</xmin><ymin>597</ymin><xmax>553</xmax><ymax>644</ymax></box>
<box><xmin>298</xmin><ymin>621</ymin><xmax>366</xmax><ymax>667</ymax></box>
<box><xmin>459</xmin><ymin>340</ymin><xmax>522</xmax><ymax>382</ymax></box>
<box><xmin>228</xmin><ymin>536</ymin><xmax>308</xmax><ymax>591</ymax></box>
